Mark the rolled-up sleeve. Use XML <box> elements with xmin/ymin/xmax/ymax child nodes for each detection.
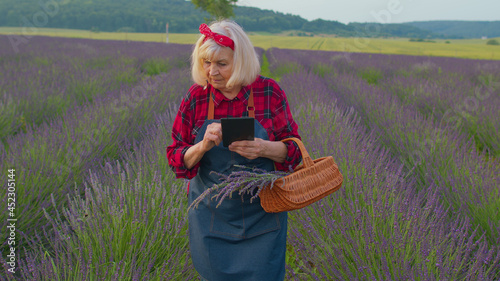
<box><xmin>166</xmin><ymin>92</ymin><xmax>200</xmax><ymax>179</ymax></box>
<box><xmin>271</xmin><ymin>85</ymin><xmax>302</xmax><ymax>172</ymax></box>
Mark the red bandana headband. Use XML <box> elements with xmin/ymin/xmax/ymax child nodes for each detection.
<box><xmin>199</xmin><ymin>23</ymin><xmax>235</xmax><ymax>50</ymax></box>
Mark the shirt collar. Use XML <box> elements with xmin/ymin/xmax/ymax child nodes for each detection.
<box><xmin>210</xmin><ymin>84</ymin><xmax>251</xmax><ymax>108</ymax></box>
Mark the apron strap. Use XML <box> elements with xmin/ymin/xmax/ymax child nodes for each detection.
<box><xmin>247</xmin><ymin>88</ymin><xmax>255</xmax><ymax>118</ymax></box>
<box><xmin>208</xmin><ymin>91</ymin><xmax>215</xmax><ymax>120</ymax></box>
<box><xmin>207</xmin><ymin>87</ymin><xmax>255</xmax><ymax>119</ymax></box>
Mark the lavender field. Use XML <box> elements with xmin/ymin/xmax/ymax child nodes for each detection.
<box><xmin>0</xmin><ymin>35</ymin><xmax>499</xmax><ymax>280</ymax></box>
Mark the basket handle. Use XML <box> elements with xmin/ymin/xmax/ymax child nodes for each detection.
<box><xmin>280</xmin><ymin>137</ymin><xmax>314</xmax><ymax>167</ymax></box>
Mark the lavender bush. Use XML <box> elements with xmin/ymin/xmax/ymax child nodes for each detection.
<box><xmin>0</xmin><ymin>36</ymin><xmax>191</xmax><ymax>144</ymax></box>
<box><xmin>11</xmin><ymin>113</ymin><xmax>194</xmax><ymax>280</ymax></box>
<box><xmin>323</xmin><ymin>71</ymin><xmax>499</xmax><ymax>245</ymax></box>
<box><xmin>268</xmin><ymin>48</ymin><xmax>499</xmax><ymax>248</ymax></box>
<box><xmin>279</xmin><ymin>70</ymin><xmax>499</xmax><ymax>280</ymax></box>
<box><xmin>0</xmin><ymin>36</ymin><xmax>192</xmax><ymax>266</ymax></box>
<box><xmin>0</xmin><ymin>35</ymin><xmax>499</xmax><ymax>280</ymax></box>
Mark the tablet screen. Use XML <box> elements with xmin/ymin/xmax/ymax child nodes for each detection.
<box><xmin>221</xmin><ymin>117</ymin><xmax>254</xmax><ymax>147</ymax></box>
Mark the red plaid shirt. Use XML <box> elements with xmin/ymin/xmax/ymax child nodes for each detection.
<box><xmin>166</xmin><ymin>75</ymin><xmax>302</xmax><ymax>179</ymax></box>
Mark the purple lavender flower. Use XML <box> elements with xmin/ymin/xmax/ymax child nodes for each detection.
<box><xmin>188</xmin><ymin>165</ymin><xmax>290</xmax><ymax>210</ymax></box>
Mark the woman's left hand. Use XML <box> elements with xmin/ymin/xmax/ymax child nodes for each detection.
<box><xmin>228</xmin><ymin>138</ymin><xmax>266</xmax><ymax>160</ymax></box>
<box><xmin>229</xmin><ymin>138</ymin><xmax>288</xmax><ymax>163</ymax></box>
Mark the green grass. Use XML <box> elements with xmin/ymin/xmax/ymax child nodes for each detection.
<box><xmin>259</xmin><ymin>53</ymin><xmax>272</xmax><ymax>78</ymax></box>
<box><xmin>1</xmin><ymin>27</ymin><xmax>500</xmax><ymax>60</ymax></box>
<box><xmin>140</xmin><ymin>58</ymin><xmax>173</xmax><ymax>76</ymax></box>
<box><xmin>358</xmin><ymin>68</ymin><xmax>383</xmax><ymax>85</ymax></box>
<box><xmin>311</xmin><ymin>63</ymin><xmax>336</xmax><ymax>78</ymax></box>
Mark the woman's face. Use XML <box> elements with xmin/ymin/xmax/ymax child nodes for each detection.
<box><xmin>203</xmin><ymin>47</ymin><xmax>234</xmax><ymax>94</ymax></box>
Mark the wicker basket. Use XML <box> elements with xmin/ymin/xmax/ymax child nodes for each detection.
<box><xmin>259</xmin><ymin>137</ymin><xmax>343</xmax><ymax>213</ymax></box>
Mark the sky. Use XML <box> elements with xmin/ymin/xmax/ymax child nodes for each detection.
<box><xmin>237</xmin><ymin>0</ymin><xmax>500</xmax><ymax>24</ymax></box>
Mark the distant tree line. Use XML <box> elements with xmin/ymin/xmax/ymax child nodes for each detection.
<box><xmin>1</xmin><ymin>0</ymin><xmax>497</xmax><ymax>39</ymax></box>
<box><xmin>487</xmin><ymin>39</ymin><xmax>499</xmax><ymax>46</ymax></box>
<box><xmin>1</xmin><ymin>0</ymin><xmax>204</xmax><ymax>33</ymax></box>
<box><xmin>408</xmin><ymin>21</ymin><xmax>500</xmax><ymax>39</ymax></box>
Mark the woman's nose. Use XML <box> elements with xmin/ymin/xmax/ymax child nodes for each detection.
<box><xmin>209</xmin><ymin>64</ymin><xmax>219</xmax><ymax>76</ymax></box>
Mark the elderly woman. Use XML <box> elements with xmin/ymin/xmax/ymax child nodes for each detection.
<box><xmin>167</xmin><ymin>20</ymin><xmax>302</xmax><ymax>281</ymax></box>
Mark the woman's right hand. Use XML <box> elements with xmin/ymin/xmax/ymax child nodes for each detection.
<box><xmin>200</xmin><ymin>122</ymin><xmax>222</xmax><ymax>152</ymax></box>
<box><xmin>183</xmin><ymin>122</ymin><xmax>222</xmax><ymax>170</ymax></box>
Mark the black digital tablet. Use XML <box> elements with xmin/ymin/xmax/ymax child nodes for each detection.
<box><xmin>221</xmin><ymin>117</ymin><xmax>254</xmax><ymax>147</ymax></box>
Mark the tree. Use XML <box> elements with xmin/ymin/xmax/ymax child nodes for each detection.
<box><xmin>486</xmin><ymin>39</ymin><xmax>499</xmax><ymax>46</ymax></box>
<box><xmin>191</xmin><ymin>0</ymin><xmax>238</xmax><ymax>20</ymax></box>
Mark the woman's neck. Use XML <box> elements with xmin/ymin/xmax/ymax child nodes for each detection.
<box><xmin>220</xmin><ymin>85</ymin><xmax>242</xmax><ymax>100</ymax></box>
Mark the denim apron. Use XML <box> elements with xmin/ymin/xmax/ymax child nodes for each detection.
<box><xmin>188</xmin><ymin>90</ymin><xmax>288</xmax><ymax>281</ymax></box>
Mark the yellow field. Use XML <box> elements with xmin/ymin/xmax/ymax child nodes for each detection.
<box><xmin>1</xmin><ymin>27</ymin><xmax>499</xmax><ymax>60</ymax></box>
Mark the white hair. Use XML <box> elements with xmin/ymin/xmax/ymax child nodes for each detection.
<box><xmin>191</xmin><ymin>20</ymin><xmax>260</xmax><ymax>88</ymax></box>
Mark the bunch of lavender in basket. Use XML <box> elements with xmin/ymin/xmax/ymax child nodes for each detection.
<box><xmin>188</xmin><ymin>165</ymin><xmax>290</xmax><ymax>211</ymax></box>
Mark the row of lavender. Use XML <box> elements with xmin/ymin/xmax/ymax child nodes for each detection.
<box><xmin>281</xmin><ymin>72</ymin><xmax>498</xmax><ymax>280</ymax></box>
<box><xmin>266</xmin><ymin>48</ymin><xmax>500</xmax><ymax>157</ymax></box>
<box><xmin>0</xmin><ymin>35</ymin><xmax>194</xmax><ymax>279</ymax></box>
<box><xmin>0</xmin><ymin>36</ymin><xmax>191</xmax><ymax>142</ymax></box>
<box><xmin>267</xmin><ymin>48</ymin><xmax>500</xmax><ymax>279</ymax></box>
<box><xmin>19</xmin><ymin>69</ymin><xmax>490</xmax><ymax>280</ymax></box>
<box><xmin>1</xmin><ymin>35</ymin><xmax>498</xmax><ymax>279</ymax></box>
<box><xmin>0</xmin><ymin>36</ymin><xmax>262</xmax><ymax>280</ymax></box>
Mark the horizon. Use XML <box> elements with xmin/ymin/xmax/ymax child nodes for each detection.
<box><xmin>237</xmin><ymin>0</ymin><xmax>500</xmax><ymax>25</ymax></box>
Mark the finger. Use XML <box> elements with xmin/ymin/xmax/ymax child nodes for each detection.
<box><xmin>229</xmin><ymin>146</ymin><xmax>258</xmax><ymax>158</ymax></box>
<box><xmin>206</xmin><ymin>133</ymin><xmax>221</xmax><ymax>143</ymax></box>
<box><xmin>213</xmin><ymin>123</ymin><xmax>222</xmax><ymax>131</ymax></box>
<box><xmin>209</xmin><ymin>123</ymin><xmax>222</xmax><ymax>132</ymax></box>
<box><xmin>209</xmin><ymin>127</ymin><xmax>222</xmax><ymax>139</ymax></box>
<box><xmin>206</xmin><ymin>124</ymin><xmax>222</xmax><ymax>136</ymax></box>
<box><xmin>235</xmin><ymin>151</ymin><xmax>258</xmax><ymax>160</ymax></box>
<box><xmin>229</xmin><ymin>140</ymin><xmax>253</xmax><ymax>149</ymax></box>
<box><xmin>202</xmin><ymin>134</ymin><xmax>221</xmax><ymax>151</ymax></box>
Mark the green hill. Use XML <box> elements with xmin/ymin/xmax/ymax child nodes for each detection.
<box><xmin>407</xmin><ymin>21</ymin><xmax>500</xmax><ymax>39</ymax></box>
<box><xmin>0</xmin><ymin>0</ymin><xmax>494</xmax><ymax>39</ymax></box>
<box><xmin>0</xmin><ymin>0</ymin><xmax>310</xmax><ymax>33</ymax></box>
<box><xmin>347</xmin><ymin>22</ymin><xmax>442</xmax><ymax>38</ymax></box>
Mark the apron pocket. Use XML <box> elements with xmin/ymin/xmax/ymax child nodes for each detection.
<box><xmin>209</xmin><ymin>197</ymin><xmax>280</xmax><ymax>239</ymax></box>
